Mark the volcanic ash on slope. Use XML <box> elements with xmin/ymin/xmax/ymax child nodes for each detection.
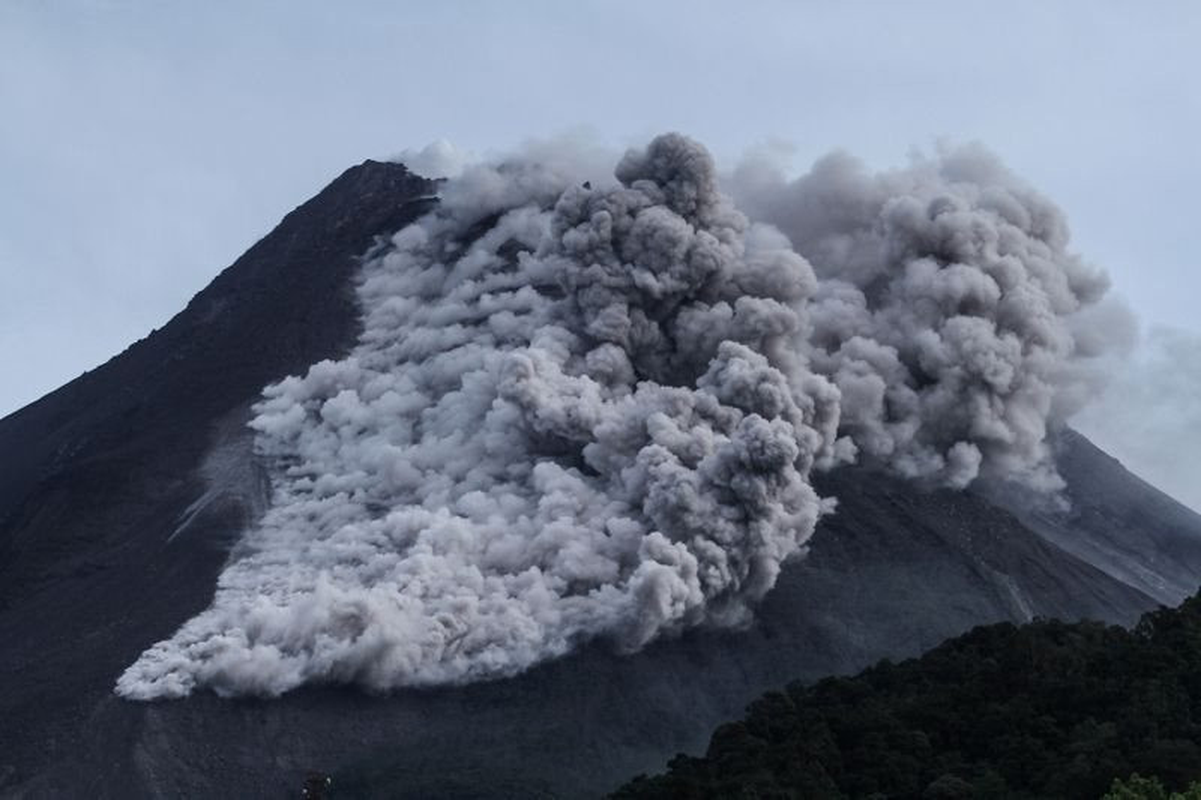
<box><xmin>117</xmin><ymin>134</ymin><xmax>1119</xmax><ymax>699</ymax></box>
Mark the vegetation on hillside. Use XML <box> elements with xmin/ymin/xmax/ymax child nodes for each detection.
<box><xmin>1103</xmin><ymin>775</ymin><xmax>1201</xmax><ymax>800</ymax></box>
<box><xmin>613</xmin><ymin>593</ymin><xmax>1201</xmax><ymax>799</ymax></box>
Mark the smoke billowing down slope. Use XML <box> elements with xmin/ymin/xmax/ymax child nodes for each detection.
<box><xmin>116</xmin><ymin>134</ymin><xmax>1125</xmax><ymax>700</ymax></box>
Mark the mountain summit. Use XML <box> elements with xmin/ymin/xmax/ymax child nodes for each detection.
<box><xmin>1</xmin><ymin>156</ymin><xmax>1199</xmax><ymax>798</ymax></box>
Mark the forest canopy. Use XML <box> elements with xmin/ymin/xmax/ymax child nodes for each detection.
<box><xmin>613</xmin><ymin>592</ymin><xmax>1201</xmax><ymax>799</ymax></box>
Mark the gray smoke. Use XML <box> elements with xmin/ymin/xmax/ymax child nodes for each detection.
<box><xmin>732</xmin><ymin>144</ymin><xmax>1114</xmax><ymax>490</ymax></box>
<box><xmin>117</xmin><ymin>134</ymin><xmax>1122</xmax><ymax>699</ymax></box>
<box><xmin>117</xmin><ymin>135</ymin><xmax>841</xmax><ymax>699</ymax></box>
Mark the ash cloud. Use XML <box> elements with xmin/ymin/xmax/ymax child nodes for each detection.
<box><xmin>117</xmin><ymin>134</ymin><xmax>1124</xmax><ymax>699</ymax></box>
<box><xmin>732</xmin><ymin>144</ymin><xmax>1115</xmax><ymax>490</ymax></box>
<box><xmin>391</xmin><ymin>139</ymin><xmax>474</xmax><ymax>180</ymax></box>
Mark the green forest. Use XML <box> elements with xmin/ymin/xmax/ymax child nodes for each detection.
<box><xmin>613</xmin><ymin>593</ymin><xmax>1201</xmax><ymax>799</ymax></box>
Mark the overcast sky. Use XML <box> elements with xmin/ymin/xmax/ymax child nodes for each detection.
<box><xmin>1</xmin><ymin>1</ymin><xmax>1198</xmax><ymax>508</ymax></box>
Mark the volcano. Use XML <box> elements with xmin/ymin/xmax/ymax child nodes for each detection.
<box><xmin>2</xmin><ymin>157</ymin><xmax>1199</xmax><ymax>798</ymax></box>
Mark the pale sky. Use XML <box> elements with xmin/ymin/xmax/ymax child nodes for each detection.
<box><xmin>1</xmin><ymin>1</ymin><xmax>1198</xmax><ymax>507</ymax></box>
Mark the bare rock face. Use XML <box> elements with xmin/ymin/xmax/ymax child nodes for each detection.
<box><xmin>0</xmin><ymin>161</ymin><xmax>1198</xmax><ymax>799</ymax></box>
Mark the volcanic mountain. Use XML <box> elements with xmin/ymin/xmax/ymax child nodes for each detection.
<box><xmin>1</xmin><ymin>158</ymin><xmax>1199</xmax><ymax>798</ymax></box>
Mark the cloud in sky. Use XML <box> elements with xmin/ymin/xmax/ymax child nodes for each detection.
<box><xmin>1075</xmin><ymin>325</ymin><xmax>1201</xmax><ymax>514</ymax></box>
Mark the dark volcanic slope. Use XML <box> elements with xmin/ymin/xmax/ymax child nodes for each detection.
<box><xmin>1</xmin><ymin>163</ymin><xmax>1198</xmax><ymax>799</ymax></box>
<box><xmin>0</xmin><ymin>161</ymin><xmax>436</xmax><ymax>796</ymax></box>
<box><xmin>1003</xmin><ymin>429</ymin><xmax>1201</xmax><ymax>606</ymax></box>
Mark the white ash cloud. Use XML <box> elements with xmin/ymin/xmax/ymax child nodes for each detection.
<box><xmin>117</xmin><ymin>134</ymin><xmax>1124</xmax><ymax>699</ymax></box>
<box><xmin>390</xmin><ymin>139</ymin><xmax>476</xmax><ymax>180</ymax></box>
<box><xmin>731</xmin><ymin>144</ymin><xmax>1117</xmax><ymax>490</ymax></box>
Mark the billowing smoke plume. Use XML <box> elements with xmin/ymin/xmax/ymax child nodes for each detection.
<box><xmin>733</xmin><ymin>145</ymin><xmax>1112</xmax><ymax>490</ymax></box>
<box><xmin>117</xmin><ymin>134</ymin><xmax>1119</xmax><ymax>699</ymax></box>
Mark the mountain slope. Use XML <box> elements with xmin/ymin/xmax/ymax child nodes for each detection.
<box><xmin>0</xmin><ymin>161</ymin><xmax>1198</xmax><ymax>798</ymax></box>
<box><xmin>1003</xmin><ymin>429</ymin><xmax>1201</xmax><ymax>607</ymax></box>
<box><xmin>0</xmin><ymin>160</ymin><xmax>436</xmax><ymax>794</ymax></box>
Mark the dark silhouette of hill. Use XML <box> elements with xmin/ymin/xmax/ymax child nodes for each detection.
<box><xmin>0</xmin><ymin>161</ymin><xmax>1198</xmax><ymax>798</ymax></box>
<box><xmin>613</xmin><ymin>591</ymin><xmax>1201</xmax><ymax>799</ymax></box>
